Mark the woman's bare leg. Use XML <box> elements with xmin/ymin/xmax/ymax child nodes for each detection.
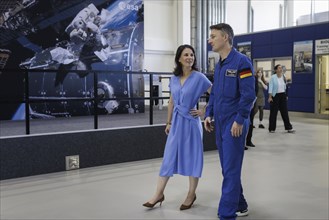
<box><xmin>146</xmin><ymin>176</ymin><xmax>169</xmax><ymax>204</ymax></box>
<box><xmin>182</xmin><ymin>176</ymin><xmax>198</xmax><ymax>205</ymax></box>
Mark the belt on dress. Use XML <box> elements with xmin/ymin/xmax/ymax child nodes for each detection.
<box><xmin>174</xmin><ymin>105</ymin><xmax>198</xmax><ymax>122</ymax></box>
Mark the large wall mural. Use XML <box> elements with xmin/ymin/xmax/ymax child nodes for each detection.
<box><xmin>0</xmin><ymin>0</ymin><xmax>144</xmax><ymax>120</ymax></box>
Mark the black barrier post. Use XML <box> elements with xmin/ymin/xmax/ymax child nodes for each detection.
<box><xmin>149</xmin><ymin>73</ymin><xmax>153</xmax><ymax>125</ymax></box>
<box><xmin>93</xmin><ymin>71</ymin><xmax>98</xmax><ymax>129</ymax></box>
<box><xmin>24</xmin><ymin>69</ymin><xmax>30</xmax><ymax>134</ymax></box>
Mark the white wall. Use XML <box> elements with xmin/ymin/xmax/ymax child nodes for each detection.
<box><xmin>144</xmin><ymin>0</ymin><xmax>175</xmax><ymax>72</ymax></box>
<box><xmin>177</xmin><ymin>0</ymin><xmax>191</xmax><ymax>45</ymax></box>
<box><xmin>225</xmin><ymin>0</ymin><xmax>285</xmax><ymax>34</ymax></box>
<box><xmin>143</xmin><ymin>0</ymin><xmax>175</xmax><ymax>106</ymax></box>
<box><xmin>144</xmin><ymin>0</ymin><xmax>191</xmax><ymax>72</ymax></box>
<box><xmin>226</xmin><ymin>0</ymin><xmax>248</xmax><ymax>35</ymax></box>
<box><xmin>251</xmin><ymin>0</ymin><xmax>283</xmax><ymax>32</ymax></box>
<box><xmin>143</xmin><ymin>0</ymin><xmax>286</xmax><ymax>71</ymax></box>
<box><xmin>144</xmin><ymin>0</ymin><xmax>191</xmax><ymax>106</ymax></box>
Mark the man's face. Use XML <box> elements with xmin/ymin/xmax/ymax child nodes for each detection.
<box><xmin>208</xmin><ymin>29</ymin><xmax>226</xmax><ymax>53</ymax></box>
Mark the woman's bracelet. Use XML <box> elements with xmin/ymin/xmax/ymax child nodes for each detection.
<box><xmin>166</xmin><ymin>122</ymin><xmax>171</xmax><ymax>125</ymax></box>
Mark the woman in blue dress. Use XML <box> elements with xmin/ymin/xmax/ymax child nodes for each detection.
<box><xmin>143</xmin><ymin>45</ymin><xmax>212</xmax><ymax>210</ymax></box>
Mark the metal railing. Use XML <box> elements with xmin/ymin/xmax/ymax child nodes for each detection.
<box><xmin>0</xmin><ymin>68</ymin><xmax>211</xmax><ymax>135</ymax></box>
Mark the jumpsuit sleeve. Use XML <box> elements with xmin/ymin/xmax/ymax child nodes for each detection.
<box><xmin>205</xmin><ymin>86</ymin><xmax>214</xmax><ymax>119</ymax></box>
<box><xmin>234</xmin><ymin>57</ymin><xmax>256</xmax><ymax>125</ymax></box>
<box><xmin>205</xmin><ymin>64</ymin><xmax>218</xmax><ymax>119</ymax></box>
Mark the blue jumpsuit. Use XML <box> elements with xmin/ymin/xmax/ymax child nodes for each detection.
<box><xmin>205</xmin><ymin>48</ymin><xmax>255</xmax><ymax>220</ymax></box>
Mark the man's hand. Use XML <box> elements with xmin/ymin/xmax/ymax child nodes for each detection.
<box><xmin>231</xmin><ymin>121</ymin><xmax>243</xmax><ymax>137</ymax></box>
<box><xmin>268</xmin><ymin>96</ymin><xmax>273</xmax><ymax>103</ymax></box>
<box><xmin>204</xmin><ymin>117</ymin><xmax>214</xmax><ymax>132</ymax></box>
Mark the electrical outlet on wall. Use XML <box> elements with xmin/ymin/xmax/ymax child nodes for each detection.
<box><xmin>65</xmin><ymin>155</ymin><xmax>80</xmax><ymax>170</ymax></box>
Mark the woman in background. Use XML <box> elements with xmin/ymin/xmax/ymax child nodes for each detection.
<box><xmin>268</xmin><ymin>64</ymin><xmax>295</xmax><ymax>133</ymax></box>
<box><xmin>254</xmin><ymin>68</ymin><xmax>268</xmax><ymax>129</ymax></box>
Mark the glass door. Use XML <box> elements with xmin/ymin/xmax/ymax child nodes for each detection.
<box><xmin>318</xmin><ymin>55</ymin><xmax>329</xmax><ymax>114</ymax></box>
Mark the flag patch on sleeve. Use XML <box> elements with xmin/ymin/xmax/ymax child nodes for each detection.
<box><xmin>239</xmin><ymin>69</ymin><xmax>252</xmax><ymax>79</ymax></box>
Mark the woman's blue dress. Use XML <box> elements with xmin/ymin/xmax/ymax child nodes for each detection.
<box><xmin>159</xmin><ymin>71</ymin><xmax>212</xmax><ymax>178</ymax></box>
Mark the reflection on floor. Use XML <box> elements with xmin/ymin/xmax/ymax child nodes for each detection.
<box><xmin>0</xmin><ymin>113</ymin><xmax>328</xmax><ymax>219</ymax></box>
<box><xmin>0</xmin><ymin>106</ymin><xmax>169</xmax><ymax>137</ymax></box>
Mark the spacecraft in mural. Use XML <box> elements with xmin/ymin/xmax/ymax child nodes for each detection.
<box><xmin>1</xmin><ymin>0</ymin><xmax>144</xmax><ymax>120</ymax></box>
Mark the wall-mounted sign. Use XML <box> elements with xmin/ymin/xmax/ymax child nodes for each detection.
<box><xmin>237</xmin><ymin>41</ymin><xmax>252</xmax><ymax>60</ymax></box>
<box><xmin>315</xmin><ymin>39</ymin><xmax>329</xmax><ymax>55</ymax></box>
<box><xmin>293</xmin><ymin>40</ymin><xmax>313</xmax><ymax>73</ymax></box>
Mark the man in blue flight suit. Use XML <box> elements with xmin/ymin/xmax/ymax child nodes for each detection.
<box><xmin>204</xmin><ymin>23</ymin><xmax>256</xmax><ymax>220</ymax></box>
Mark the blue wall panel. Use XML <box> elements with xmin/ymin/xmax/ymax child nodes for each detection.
<box><xmin>291</xmin><ymin>98</ymin><xmax>314</xmax><ymax>112</ymax></box>
<box><xmin>252</xmin><ymin>32</ymin><xmax>272</xmax><ymax>46</ymax></box>
<box><xmin>271</xmin><ymin>43</ymin><xmax>292</xmax><ymax>57</ymax></box>
<box><xmin>252</xmin><ymin>45</ymin><xmax>272</xmax><ymax>58</ymax></box>
<box><xmin>272</xmin><ymin>29</ymin><xmax>293</xmax><ymax>44</ymax></box>
<box><xmin>236</xmin><ymin>35</ymin><xmax>252</xmax><ymax>43</ymax></box>
<box><xmin>292</xmin><ymin>73</ymin><xmax>315</xmax><ymax>84</ymax></box>
<box><xmin>292</xmin><ymin>26</ymin><xmax>315</xmax><ymax>41</ymax></box>
<box><xmin>290</xmin><ymin>84</ymin><xmax>315</xmax><ymax>98</ymax></box>
<box><xmin>234</xmin><ymin>22</ymin><xmax>329</xmax><ymax>113</ymax></box>
<box><xmin>314</xmin><ymin>23</ymin><xmax>329</xmax><ymax>38</ymax></box>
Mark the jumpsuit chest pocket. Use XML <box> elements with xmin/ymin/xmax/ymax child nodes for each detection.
<box><xmin>223</xmin><ymin>76</ymin><xmax>238</xmax><ymax>98</ymax></box>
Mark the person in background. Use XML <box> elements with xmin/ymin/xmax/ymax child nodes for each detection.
<box><xmin>204</xmin><ymin>23</ymin><xmax>256</xmax><ymax>220</ymax></box>
<box><xmin>245</xmin><ymin>74</ymin><xmax>259</xmax><ymax>149</ymax></box>
<box><xmin>143</xmin><ymin>44</ymin><xmax>212</xmax><ymax>210</ymax></box>
<box><xmin>254</xmin><ymin>68</ymin><xmax>268</xmax><ymax>129</ymax></box>
<box><xmin>268</xmin><ymin>64</ymin><xmax>295</xmax><ymax>133</ymax></box>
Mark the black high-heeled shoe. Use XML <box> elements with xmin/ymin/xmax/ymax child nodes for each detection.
<box><xmin>142</xmin><ymin>195</ymin><xmax>165</xmax><ymax>208</ymax></box>
<box><xmin>180</xmin><ymin>195</ymin><xmax>196</xmax><ymax>210</ymax></box>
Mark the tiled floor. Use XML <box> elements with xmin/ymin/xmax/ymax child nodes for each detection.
<box><xmin>0</xmin><ymin>113</ymin><xmax>328</xmax><ymax>220</ymax></box>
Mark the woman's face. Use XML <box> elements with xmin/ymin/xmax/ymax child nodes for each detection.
<box><xmin>179</xmin><ymin>48</ymin><xmax>195</xmax><ymax>69</ymax></box>
<box><xmin>257</xmin><ymin>70</ymin><xmax>263</xmax><ymax>78</ymax></box>
<box><xmin>276</xmin><ymin>65</ymin><xmax>283</xmax><ymax>74</ymax></box>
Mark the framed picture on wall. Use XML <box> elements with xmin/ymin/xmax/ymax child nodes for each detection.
<box><xmin>237</xmin><ymin>41</ymin><xmax>252</xmax><ymax>60</ymax></box>
<box><xmin>293</xmin><ymin>40</ymin><xmax>313</xmax><ymax>73</ymax></box>
<box><xmin>208</xmin><ymin>51</ymin><xmax>219</xmax><ymax>74</ymax></box>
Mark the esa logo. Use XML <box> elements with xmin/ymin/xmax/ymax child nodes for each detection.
<box><xmin>119</xmin><ymin>2</ymin><xmax>139</xmax><ymax>11</ymax></box>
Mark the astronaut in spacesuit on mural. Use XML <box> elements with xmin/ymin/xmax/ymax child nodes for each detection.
<box><xmin>47</xmin><ymin>3</ymin><xmax>108</xmax><ymax>71</ymax></box>
<box><xmin>16</xmin><ymin>0</ymin><xmax>144</xmax><ymax>118</ymax></box>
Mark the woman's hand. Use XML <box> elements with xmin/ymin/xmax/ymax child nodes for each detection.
<box><xmin>268</xmin><ymin>96</ymin><xmax>273</xmax><ymax>103</ymax></box>
<box><xmin>190</xmin><ymin>109</ymin><xmax>203</xmax><ymax>118</ymax></box>
<box><xmin>165</xmin><ymin>124</ymin><xmax>171</xmax><ymax>135</ymax></box>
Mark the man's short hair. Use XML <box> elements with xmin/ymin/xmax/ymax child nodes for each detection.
<box><xmin>210</xmin><ymin>23</ymin><xmax>234</xmax><ymax>45</ymax></box>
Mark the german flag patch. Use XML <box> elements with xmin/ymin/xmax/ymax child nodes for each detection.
<box><xmin>239</xmin><ymin>68</ymin><xmax>252</xmax><ymax>79</ymax></box>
